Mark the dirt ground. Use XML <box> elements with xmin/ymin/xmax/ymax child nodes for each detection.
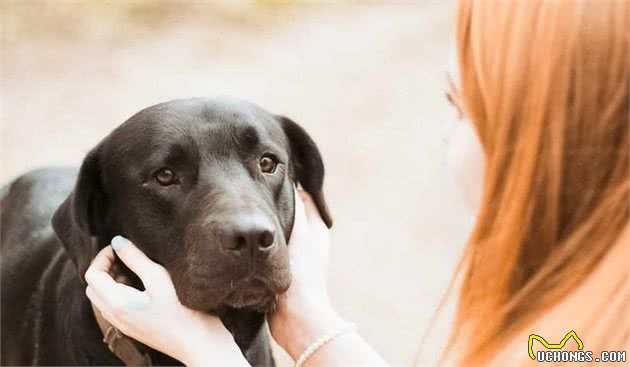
<box><xmin>1</xmin><ymin>1</ymin><xmax>472</xmax><ymax>365</ymax></box>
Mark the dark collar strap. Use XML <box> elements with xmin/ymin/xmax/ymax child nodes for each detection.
<box><xmin>91</xmin><ymin>303</ymin><xmax>153</xmax><ymax>366</ymax></box>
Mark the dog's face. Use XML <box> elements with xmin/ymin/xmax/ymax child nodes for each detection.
<box><xmin>52</xmin><ymin>98</ymin><xmax>332</xmax><ymax>313</ymax></box>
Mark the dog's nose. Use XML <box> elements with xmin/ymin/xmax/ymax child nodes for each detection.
<box><xmin>221</xmin><ymin>215</ymin><xmax>276</xmax><ymax>253</ymax></box>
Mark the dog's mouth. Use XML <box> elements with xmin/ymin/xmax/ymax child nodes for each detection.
<box><xmin>223</xmin><ymin>278</ymin><xmax>278</xmax><ymax>312</ymax></box>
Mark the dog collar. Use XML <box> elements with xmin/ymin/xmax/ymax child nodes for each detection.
<box><xmin>91</xmin><ymin>303</ymin><xmax>153</xmax><ymax>366</ymax></box>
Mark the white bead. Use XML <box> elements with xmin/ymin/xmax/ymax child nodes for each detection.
<box><xmin>294</xmin><ymin>323</ymin><xmax>357</xmax><ymax>367</ymax></box>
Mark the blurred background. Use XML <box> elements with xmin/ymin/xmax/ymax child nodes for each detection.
<box><xmin>1</xmin><ymin>0</ymin><xmax>472</xmax><ymax>365</ymax></box>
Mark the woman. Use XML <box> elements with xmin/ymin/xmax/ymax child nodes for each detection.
<box><xmin>85</xmin><ymin>0</ymin><xmax>629</xmax><ymax>365</ymax></box>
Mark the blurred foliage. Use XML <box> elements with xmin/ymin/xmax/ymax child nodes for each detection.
<box><xmin>1</xmin><ymin>0</ymin><xmax>323</xmax><ymax>45</ymax></box>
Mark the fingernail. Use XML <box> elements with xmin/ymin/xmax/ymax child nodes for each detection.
<box><xmin>111</xmin><ymin>235</ymin><xmax>130</xmax><ymax>251</ymax></box>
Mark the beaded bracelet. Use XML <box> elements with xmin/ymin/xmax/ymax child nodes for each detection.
<box><xmin>294</xmin><ymin>323</ymin><xmax>357</xmax><ymax>367</ymax></box>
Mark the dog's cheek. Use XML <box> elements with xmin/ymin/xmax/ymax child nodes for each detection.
<box><xmin>172</xmin><ymin>278</ymin><xmax>210</xmax><ymax>312</ymax></box>
<box><xmin>270</xmin><ymin>246</ymin><xmax>292</xmax><ymax>293</ymax></box>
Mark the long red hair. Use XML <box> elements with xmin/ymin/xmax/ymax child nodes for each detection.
<box><xmin>444</xmin><ymin>0</ymin><xmax>629</xmax><ymax>365</ymax></box>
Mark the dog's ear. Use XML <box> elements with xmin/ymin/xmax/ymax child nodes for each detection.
<box><xmin>277</xmin><ymin>115</ymin><xmax>332</xmax><ymax>228</ymax></box>
<box><xmin>52</xmin><ymin>144</ymin><xmax>109</xmax><ymax>280</ymax></box>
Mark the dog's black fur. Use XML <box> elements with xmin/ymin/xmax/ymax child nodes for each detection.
<box><xmin>0</xmin><ymin>98</ymin><xmax>332</xmax><ymax>366</ymax></box>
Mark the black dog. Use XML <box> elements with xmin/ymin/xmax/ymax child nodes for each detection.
<box><xmin>1</xmin><ymin>98</ymin><xmax>332</xmax><ymax>366</ymax></box>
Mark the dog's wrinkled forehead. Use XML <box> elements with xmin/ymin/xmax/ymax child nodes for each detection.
<box><xmin>103</xmin><ymin>98</ymin><xmax>289</xmax><ymax>170</ymax></box>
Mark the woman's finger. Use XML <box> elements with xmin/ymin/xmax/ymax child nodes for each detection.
<box><xmin>111</xmin><ymin>236</ymin><xmax>170</xmax><ymax>289</ymax></box>
<box><xmin>86</xmin><ymin>273</ymin><xmax>150</xmax><ymax>310</ymax></box>
<box><xmin>299</xmin><ymin>191</ymin><xmax>328</xmax><ymax>232</ymax></box>
<box><xmin>87</xmin><ymin>285</ymin><xmax>145</xmax><ymax>337</ymax></box>
<box><xmin>299</xmin><ymin>191</ymin><xmax>318</xmax><ymax>218</ymax></box>
<box><xmin>85</xmin><ymin>262</ymin><xmax>124</xmax><ymax>296</ymax></box>
<box><xmin>301</xmin><ymin>192</ymin><xmax>321</xmax><ymax>221</ymax></box>
<box><xmin>89</xmin><ymin>245</ymin><xmax>116</xmax><ymax>273</ymax></box>
<box><xmin>85</xmin><ymin>263</ymin><xmax>145</xmax><ymax>303</ymax></box>
<box><xmin>290</xmin><ymin>188</ymin><xmax>309</xmax><ymax>242</ymax></box>
<box><xmin>86</xmin><ymin>286</ymin><xmax>123</xmax><ymax>328</ymax></box>
<box><xmin>86</xmin><ymin>285</ymin><xmax>109</xmax><ymax>313</ymax></box>
<box><xmin>294</xmin><ymin>188</ymin><xmax>308</xmax><ymax>224</ymax></box>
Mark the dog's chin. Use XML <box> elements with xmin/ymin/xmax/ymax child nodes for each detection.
<box><xmin>179</xmin><ymin>289</ymin><xmax>278</xmax><ymax>314</ymax></box>
<box><xmin>225</xmin><ymin>295</ymin><xmax>277</xmax><ymax>313</ymax></box>
<box><xmin>177</xmin><ymin>275</ymin><xmax>287</xmax><ymax>314</ymax></box>
<box><xmin>223</xmin><ymin>288</ymin><xmax>278</xmax><ymax>313</ymax></box>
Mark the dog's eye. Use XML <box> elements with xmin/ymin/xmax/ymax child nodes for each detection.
<box><xmin>259</xmin><ymin>155</ymin><xmax>278</xmax><ymax>174</ymax></box>
<box><xmin>154</xmin><ymin>168</ymin><xmax>178</xmax><ymax>186</ymax></box>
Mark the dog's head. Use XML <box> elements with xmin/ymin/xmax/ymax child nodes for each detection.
<box><xmin>52</xmin><ymin>98</ymin><xmax>332</xmax><ymax>312</ymax></box>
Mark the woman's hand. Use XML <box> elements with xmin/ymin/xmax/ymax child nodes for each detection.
<box><xmin>84</xmin><ymin>237</ymin><xmax>248</xmax><ymax>367</ymax></box>
<box><xmin>269</xmin><ymin>189</ymin><xmax>346</xmax><ymax>360</ymax></box>
<box><xmin>269</xmin><ymin>189</ymin><xmax>389</xmax><ymax>366</ymax></box>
